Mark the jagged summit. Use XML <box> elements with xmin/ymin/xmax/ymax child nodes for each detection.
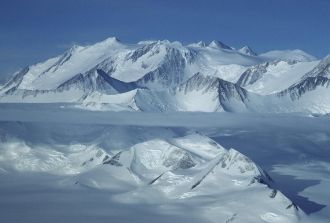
<box><xmin>208</xmin><ymin>40</ymin><xmax>232</xmax><ymax>50</ymax></box>
<box><xmin>239</xmin><ymin>46</ymin><xmax>257</xmax><ymax>56</ymax></box>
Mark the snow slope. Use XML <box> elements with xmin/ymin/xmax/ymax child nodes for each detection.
<box><xmin>237</xmin><ymin>60</ymin><xmax>319</xmax><ymax>95</ymax></box>
<box><xmin>273</xmin><ymin>56</ymin><xmax>330</xmax><ymax>113</ymax></box>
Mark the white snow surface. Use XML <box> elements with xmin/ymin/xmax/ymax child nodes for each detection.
<box><xmin>242</xmin><ymin>61</ymin><xmax>319</xmax><ymax>95</ymax></box>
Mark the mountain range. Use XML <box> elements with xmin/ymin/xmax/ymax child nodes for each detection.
<box><xmin>1</xmin><ymin>37</ymin><xmax>329</xmax><ymax>114</ymax></box>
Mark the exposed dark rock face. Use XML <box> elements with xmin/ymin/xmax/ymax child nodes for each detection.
<box><xmin>277</xmin><ymin>57</ymin><xmax>330</xmax><ymax>100</ymax></box>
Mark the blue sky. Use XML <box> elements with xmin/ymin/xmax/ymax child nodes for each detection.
<box><xmin>1</xmin><ymin>0</ymin><xmax>329</xmax><ymax>82</ymax></box>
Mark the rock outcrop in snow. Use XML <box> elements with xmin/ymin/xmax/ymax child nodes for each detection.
<box><xmin>278</xmin><ymin>57</ymin><xmax>330</xmax><ymax>100</ymax></box>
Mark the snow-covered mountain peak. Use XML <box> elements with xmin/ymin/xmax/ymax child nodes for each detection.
<box><xmin>208</xmin><ymin>40</ymin><xmax>232</xmax><ymax>50</ymax></box>
<box><xmin>75</xmin><ymin>133</ymin><xmax>300</xmax><ymax>221</ymax></box>
<box><xmin>238</xmin><ymin>45</ymin><xmax>257</xmax><ymax>56</ymax></box>
<box><xmin>84</xmin><ymin>36</ymin><xmax>124</xmax><ymax>52</ymax></box>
